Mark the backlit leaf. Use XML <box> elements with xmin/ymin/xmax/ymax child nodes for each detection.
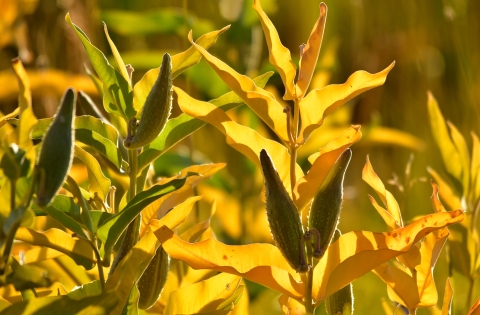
<box><xmin>105</xmin><ymin>201</ymin><xmax>194</xmax><ymax>315</ymax></box>
<box><xmin>442</xmin><ymin>278</ymin><xmax>453</xmax><ymax>315</ymax></box>
<box><xmin>299</xmin><ymin>62</ymin><xmax>394</xmax><ymax>143</ymax></box>
<box><xmin>175</xmin><ymin>86</ymin><xmax>303</xmax><ymax>195</ymax></box>
<box><xmin>74</xmin><ymin>145</ymin><xmax>110</xmax><ymax>203</ymax></box>
<box><xmin>427</xmin><ymin>167</ymin><xmax>462</xmax><ymax>211</ymax></box>
<box><xmin>164</xmin><ymin>273</ymin><xmax>241</xmax><ymax>315</ymax></box>
<box><xmin>12</xmin><ymin>58</ymin><xmax>37</xmax><ymax>151</ymax></box>
<box><xmin>137</xmin><ymin>72</ymin><xmax>273</xmax><ymax>173</ymax></box>
<box><xmin>447</xmin><ymin>121</ymin><xmax>470</xmax><ymax>197</ymax></box>
<box><xmin>252</xmin><ymin>0</ymin><xmax>297</xmax><ymax>100</ymax></box>
<box><xmin>295</xmin><ymin>3</ymin><xmax>327</xmax><ymax>98</ymax></box>
<box><xmin>103</xmin><ymin>23</ymin><xmax>129</xmax><ymax>83</ymax></box>
<box><xmin>133</xmin><ymin>26</ymin><xmax>230</xmax><ymax>112</ymax></box>
<box><xmin>151</xmin><ymin>221</ymin><xmax>304</xmax><ymax>300</ymax></box>
<box><xmin>294</xmin><ymin>126</ymin><xmax>361</xmax><ymax>211</ymax></box>
<box><xmin>97</xmin><ymin>177</ymin><xmax>188</xmax><ymax>260</ymax></box>
<box><xmin>362</xmin><ymin>155</ymin><xmax>403</xmax><ymax>227</ymax></box>
<box><xmin>278</xmin><ymin>294</ymin><xmax>305</xmax><ymax>315</ymax></box>
<box><xmin>0</xmin><ymin>290</ymin><xmax>117</xmax><ymax>315</ymax></box>
<box><xmin>14</xmin><ymin>228</ymin><xmax>95</xmax><ymax>270</ymax></box>
<box><xmin>470</xmin><ymin>132</ymin><xmax>480</xmax><ymax>204</ymax></box>
<box><xmin>139</xmin><ymin>163</ymin><xmax>224</xmax><ymax>236</ymax></box>
<box><xmin>187</xmin><ymin>30</ymin><xmax>289</xmax><ymax>142</ymax></box>
<box><xmin>66</xmin><ymin>13</ymin><xmax>134</xmax><ymax>119</ymax></box>
<box><xmin>468</xmin><ymin>297</ymin><xmax>480</xmax><ymax>315</ymax></box>
<box><xmin>427</xmin><ymin>91</ymin><xmax>462</xmax><ymax>181</ymax></box>
<box><xmin>312</xmin><ymin>210</ymin><xmax>464</xmax><ymax>303</ymax></box>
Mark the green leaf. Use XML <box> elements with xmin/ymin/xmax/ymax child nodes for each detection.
<box><xmin>97</xmin><ymin>177</ymin><xmax>188</xmax><ymax>261</ymax></box>
<box><xmin>137</xmin><ymin>72</ymin><xmax>273</xmax><ymax>172</ymax></box>
<box><xmin>101</xmin><ymin>9</ymin><xmax>213</xmax><ymax>36</ymax></box>
<box><xmin>0</xmin><ymin>145</ymin><xmax>30</xmax><ymax>180</ymax></box>
<box><xmin>74</xmin><ymin>145</ymin><xmax>111</xmax><ymax>203</ymax></box>
<box><xmin>68</xmin><ymin>280</ymin><xmax>102</xmax><ymax>300</ymax></box>
<box><xmin>89</xmin><ymin>211</ymin><xmax>114</xmax><ymax>233</ymax></box>
<box><xmin>66</xmin><ymin>14</ymin><xmax>135</xmax><ymax>119</ymax></box>
<box><xmin>0</xmin><ymin>290</ymin><xmax>118</xmax><ymax>315</ymax></box>
<box><xmin>31</xmin><ymin>195</ymin><xmax>85</xmax><ymax>234</ymax></box>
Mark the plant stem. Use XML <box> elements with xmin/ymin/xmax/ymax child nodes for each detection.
<box><xmin>128</xmin><ymin>149</ymin><xmax>138</xmax><ymax>202</ymax></box>
<box><xmin>10</xmin><ymin>178</ymin><xmax>16</xmax><ymax>211</ymax></box>
<box><xmin>73</xmin><ymin>233</ymin><xmax>105</xmax><ymax>292</ymax></box>
<box><xmin>467</xmin><ymin>277</ymin><xmax>476</xmax><ymax>310</ymax></box>
<box><xmin>305</xmin><ymin>239</ymin><xmax>314</xmax><ymax>314</ymax></box>
<box><xmin>109</xmin><ymin>148</ymin><xmax>140</xmax><ymax>276</ymax></box>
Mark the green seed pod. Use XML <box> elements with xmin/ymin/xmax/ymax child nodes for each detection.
<box><xmin>308</xmin><ymin>149</ymin><xmax>351</xmax><ymax>259</ymax></box>
<box><xmin>325</xmin><ymin>230</ymin><xmax>354</xmax><ymax>315</ymax></box>
<box><xmin>124</xmin><ymin>53</ymin><xmax>172</xmax><ymax>149</ymax></box>
<box><xmin>36</xmin><ymin>88</ymin><xmax>76</xmax><ymax>207</ymax></box>
<box><xmin>260</xmin><ymin>149</ymin><xmax>307</xmax><ymax>273</ymax></box>
<box><xmin>137</xmin><ymin>246</ymin><xmax>170</xmax><ymax>310</ymax></box>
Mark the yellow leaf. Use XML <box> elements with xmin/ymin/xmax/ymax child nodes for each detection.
<box><xmin>0</xmin><ymin>69</ymin><xmax>97</xmax><ymax>103</ymax></box>
<box><xmin>442</xmin><ymin>278</ymin><xmax>453</xmax><ymax>315</ymax></box>
<box><xmin>294</xmin><ymin>126</ymin><xmax>361</xmax><ymax>211</ymax></box>
<box><xmin>0</xmin><ymin>108</ymin><xmax>19</xmax><ymax>129</ymax></box>
<box><xmin>468</xmin><ymin>296</ymin><xmax>480</xmax><ymax>315</ymax></box>
<box><xmin>470</xmin><ymin>132</ymin><xmax>480</xmax><ymax>205</ymax></box>
<box><xmin>368</xmin><ymin>195</ymin><xmax>398</xmax><ymax>230</ymax></box>
<box><xmin>14</xmin><ymin>228</ymin><xmax>96</xmax><ymax>267</ymax></box>
<box><xmin>14</xmin><ymin>247</ymin><xmax>64</xmax><ymax>264</ymax></box>
<box><xmin>187</xmin><ymin>31</ymin><xmax>289</xmax><ymax>143</ymax></box>
<box><xmin>447</xmin><ymin>121</ymin><xmax>470</xmax><ymax>197</ymax></box>
<box><xmin>312</xmin><ymin>210</ymin><xmax>464</xmax><ymax>303</ymax></box>
<box><xmin>279</xmin><ymin>294</ymin><xmax>306</xmax><ymax>315</ymax></box>
<box><xmin>164</xmin><ymin>273</ymin><xmax>241</xmax><ymax>315</ymax></box>
<box><xmin>362</xmin><ymin>155</ymin><xmax>403</xmax><ymax>227</ymax></box>
<box><xmin>133</xmin><ymin>26</ymin><xmax>230</xmax><ymax>112</ymax></box>
<box><xmin>103</xmin><ymin>23</ymin><xmax>130</xmax><ymax>84</ymax></box>
<box><xmin>175</xmin><ymin>86</ymin><xmax>303</xmax><ymax>195</ymax></box>
<box><xmin>427</xmin><ymin>91</ymin><xmax>462</xmax><ymax>181</ymax></box>
<box><xmin>295</xmin><ymin>3</ymin><xmax>327</xmax><ymax>98</ymax></box>
<box><xmin>150</xmin><ymin>222</ymin><xmax>304</xmax><ymax>300</ymax></box>
<box><xmin>427</xmin><ymin>167</ymin><xmax>462</xmax><ymax>211</ymax></box>
<box><xmin>139</xmin><ymin>163</ymin><xmax>224</xmax><ymax>236</ymax></box>
<box><xmin>298</xmin><ymin>62</ymin><xmax>394</xmax><ymax>143</ymax></box>
<box><xmin>252</xmin><ymin>0</ymin><xmax>297</xmax><ymax>100</ymax></box>
<box><xmin>12</xmin><ymin>58</ymin><xmax>37</xmax><ymax>151</ymax></box>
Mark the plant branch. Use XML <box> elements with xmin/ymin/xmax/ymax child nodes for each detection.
<box><xmin>72</xmin><ymin>233</ymin><xmax>105</xmax><ymax>292</ymax></box>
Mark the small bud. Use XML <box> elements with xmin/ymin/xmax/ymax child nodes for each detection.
<box><xmin>308</xmin><ymin>149</ymin><xmax>351</xmax><ymax>259</ymax></box>
<box><xmin>124</xmin><ymin>53</ymin><xmax>172</xmax><ymax>149</ymax></box>
<box><xmin>260</xmin><ymin>149</ymin><xmax>305</xmax><ymax>272</ymax></box>
<box><xmin>36</xmin><ymin>88</ymin><xmax>76</xmax><ymax>207</ymax></box>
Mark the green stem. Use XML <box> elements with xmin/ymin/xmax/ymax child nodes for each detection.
<box><xmin>109</xmin><ymin>148</ymin><xmax>139</xmax><ymax>276</ymax></box>
<box><xmin>73</xmin><ymin>233</ymin><xmax>105</xmax><ymax>292</ymax></box>
<box><xmin>66</xmin><ymin>176</ymin><xmax>94</xmax><ymax>237</ymax></box>
<box><xmin>305</xmin><ymin>239</ymin><xmax>314</xmax><ymax>314</ymax></box>
<box><xmin>467</xmin><ymin>277</ymin><xmax>476</xmax><ymax>310</ymax></box>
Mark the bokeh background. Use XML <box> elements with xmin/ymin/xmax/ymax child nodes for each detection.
<box><xmin>0</xmin><ymin>0</ymin><xmax>479</xmax><ymax>313</ymax></box>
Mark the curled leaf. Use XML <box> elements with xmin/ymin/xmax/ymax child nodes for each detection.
<box><xmin>299</xmin><ymin>62</ymin><xmax>394</xmax><ymax>143</ymax></box>
<box><xmin>252</xmin><ymin>0</ymin><xmax>296</xmax><ymax>100</ymax></box>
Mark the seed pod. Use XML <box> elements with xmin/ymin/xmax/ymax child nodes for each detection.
<box><xmin>36</xmin><ymin>88</ymin><xmax>76</xmax><ymax>207</ymax></box>
<box><xmin>308</xmin><ymin>149</ymin><xmax>351</xmax><ymax>259</ymax></box>
<box><xmin>124</xmin><ymin>53</ymin><xmax>172</xmax><ymax>149</ymax></box>
<box><xmin>137</xmin><ymin>246</ymin><xmax>170</xmax><ymax>310</ymax></box>
<box><xmin>325</xmin><ymin>230</ymin><xmax>354</xmax><ymax>315</ymax></box>
<box><xmin>260</xmin><ymin>149</ymin><xmax>307</xmax><ymax>273</ymax></box>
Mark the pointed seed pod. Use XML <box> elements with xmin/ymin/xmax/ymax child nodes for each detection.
<box><xmin>308</xmin><ymin>149</ymin><xmax>351</xmax><ymax>259</ymax></box>
<box><xmin>36</xmin><ymin>88</ymin><xmax>76</xmax><ymax>207</ymax></box>
<box><xmin>325</xmin><ymin>230</ymin><xmax>354</xmax><ymax>315</ymax></box>
<box><xmin>137</xmin><ymin>246</ymin><xmax>170</xmax><ymax>310</ymax></box>
<box><xmin>124</xmin><ymin>53</ymin><xmax>172</xmax><ymax>149</ymax></box>
<box><xmin>260</xmin><ymin>149</ymin><xmax>306</xmax><ymax>272</ymax></box>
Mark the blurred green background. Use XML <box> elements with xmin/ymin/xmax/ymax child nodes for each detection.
<box><xmin>0</xmin><ymin>0</ymin><xmax>478</xmax><ymax>313</ymax></box>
